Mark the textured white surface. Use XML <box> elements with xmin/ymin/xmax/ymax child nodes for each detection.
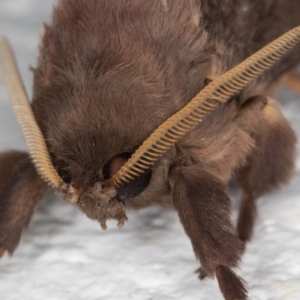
<box><xmin>1</xmin><ymin>1</ymin><xmax>300</xmax><ymax>299</ymax></box>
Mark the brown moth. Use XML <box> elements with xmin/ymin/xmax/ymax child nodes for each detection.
<box><xmin>1</xmin><ymin>1</ymin><xmax>300</xmax><ymax>299</ymax></box>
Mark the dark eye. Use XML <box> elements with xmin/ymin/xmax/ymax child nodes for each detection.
<box><xmin>116</xmin><ymin>169</ymin><xmax>152</xmax><ymax>201</ymax></box>
<box><xmin>102</xmin><ymin>152</ymin><xmax>152</xmax><ymax>201</ymax></box>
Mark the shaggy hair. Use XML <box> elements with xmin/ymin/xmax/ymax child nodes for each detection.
<box><xmin>1</xmin><ymin>1</ymin><xmax>300</xmax><ymax>299</ymax></box>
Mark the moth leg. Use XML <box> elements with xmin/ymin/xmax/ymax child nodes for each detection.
<box><xmin>195</xmin><ymin>266</ymin><xmax>208</xmax><ymax>280</ymax></box>
<box><xmin>0</xmin><ymin>150</ymin><xmax>28</xmax><ymax>191</ymax></box>
<box><xmin>237</xmin><ymin>191</ymin><xmax>256</xmax><ymax>242</ymax></box>
<box><xmin>0</xmin><ymin>151</ymin><xmax>48</xmax><ymax>255</ymax></box>
<box><xmin>170</xmin><ymin>165</ymin><xmax>247</xmax><ymax>300</ymax></box>
<box><xmin>282</xmin><ymin>72</ymin><xmax>300</xmax><ymax>94</ymax></box>
<box><xmin>237</xmin><ymin>96</ymin><xmax>296</xmax><ymax>242</ymax></box>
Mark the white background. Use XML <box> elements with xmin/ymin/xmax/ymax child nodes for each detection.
<box><xmin>0</xmin><ymin>1</ymin><xmax>300</xmax><ymax>299</ymax></box>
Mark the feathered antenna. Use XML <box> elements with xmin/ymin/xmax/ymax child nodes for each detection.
<box><xmin>108</xmin><ymin>25</ymin><xmax>300</xmax><ymax>187</ymax></box>
<box><xmin>0</xmin><ymin>37</ymin><xmax>63</xmax><ymax>189</ymax></box>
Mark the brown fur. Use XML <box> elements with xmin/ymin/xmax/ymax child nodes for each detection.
<box><xmin>0</xmin><ymin>152</ymin><xmax>48</xmax><ymax>254</ymax></box>
<box><xmin>1</xmin><ymin>1</ymin><xmax>300</xmax><ymax>299</ymax></box>
<box><xmin>170</xmin><ymin>165</ymin><xmax>247</xmax><ymax>298</ymax></box>
<box><xmin>0</xmin><ymin>151</ymin><xmax>28</xmax><ymax>192</ymax></box>
<box><xmin>216</xmin><ymin>266</ymin><xmax>248</xmax><ymax>300</ymax></box>
<box><xmin>236</xmin><ymin>96</ymin><xmax>296</xmax><ymax>241</ymax></box>
<box><xmin>170</xmin><ymin>166</ymin><xmax>244</xmax><ymax>273</ymax></box>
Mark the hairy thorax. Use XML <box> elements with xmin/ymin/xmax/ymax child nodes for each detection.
<box><xmin>127</xmin><ymin>96</ymin><xmax>267</xmax><ymax>209</ymax></box>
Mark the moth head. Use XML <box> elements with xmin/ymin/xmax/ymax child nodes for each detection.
<box><xmin>1</xmin><ymin>26</ymin><xmax>300</xmax><ymax>228</ymax></box>
<box><xmin>56</xmin><ymin>150</ymin><xmax>152</xmax><ymax>202</ymax></box>
<box><xmin>75</xmin><ymin>151</ymin><xmax>153</xmax><ymax>229</ymax></box>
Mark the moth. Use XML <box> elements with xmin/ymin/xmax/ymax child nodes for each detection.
<box><xmin>1</xmin><ymin>1</ymin><xmax>300</xmax><ymax>299</ymax></box>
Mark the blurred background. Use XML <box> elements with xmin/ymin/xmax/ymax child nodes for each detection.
<box><xmin>0</xmin><ymin>1</ymin><xmax>300</xmax><ymax>299</ymax></box>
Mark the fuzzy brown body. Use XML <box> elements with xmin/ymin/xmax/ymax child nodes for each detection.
<box><xmin>31</xmin><ymin>0</ymin><xmax>300</xmax><ymax>205</ymax></box>
<box><xmin>1</xmin><ymin>1</ymin><xmax>300</xmax><ymax>299</ymax></box>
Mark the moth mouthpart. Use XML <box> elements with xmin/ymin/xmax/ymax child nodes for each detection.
<box><xmin>92</xmin><ymin>181</ymin><xmax>118</xmax><ymax>203</ymax></box>
<box><xmin>56</xmin><ymin>182</ymin><xmax>82</xmax><ymax>204</ymax></box>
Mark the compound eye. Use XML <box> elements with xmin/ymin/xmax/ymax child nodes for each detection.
<box><xmin>102</xmin><ymin>152</ymin><xmax>152</xmax><ymax>201</ymax></box>
<box><xmin>116</xmin><ymin>169</ymin><xmax>152</xmax><ymax>201</ymax></box>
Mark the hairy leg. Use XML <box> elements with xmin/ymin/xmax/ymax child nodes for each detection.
<box><xmin>237</xmin><ymin>96</ymin><xmax>296</xmax><ymax>241</ymax></box>
<box><xmin>0</xmin><ymin>150</ymin><xmax>28</xmax><ymax>191</ymax></box>
<box><xmin>0</xmin><ymin>151</ymin><xmax>48</xmax><ymax>255</ymax></box>
<box><xmin>169</xmin><ymin>165</ymin><xmax>247</xmax><ymax>300</ymax></box>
